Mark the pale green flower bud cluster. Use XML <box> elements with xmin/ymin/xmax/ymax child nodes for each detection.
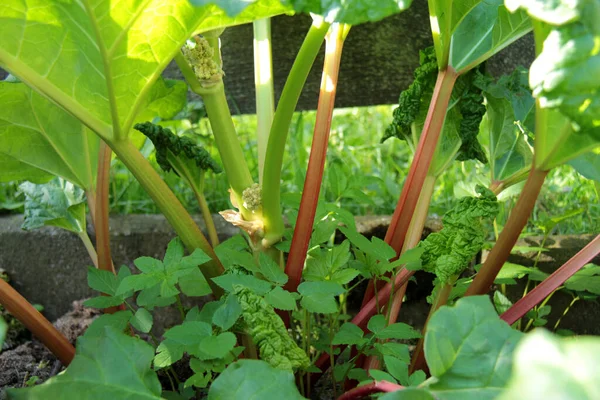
<box><xmin>242</xmin><ymin>183</ymin><xmax>262</xmax><ymax>212</ymax></box>
<box><xmin>182</xmin><ymin>36</ymin><xmax>223</xmax><ymax>86</ymax></box>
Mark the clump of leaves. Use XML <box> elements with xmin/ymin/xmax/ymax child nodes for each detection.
<box><xmin>383</xmin><ymin>46</ymin><xmax>438</xmax><ymax>143</ymax></box>
<box><xmin>418</xmin><ymin>185</ymin><xmax>499</xmax><ymax>283</ymax></box>
<box><xmin>134</xmin><ymin>121</ymin><xmax>221</xmax><ymax>176</ymax></box>
<box><xmin>384</xmin><ymin>46</ymin><xmax>488</xmax><ymax>165</ymax></box>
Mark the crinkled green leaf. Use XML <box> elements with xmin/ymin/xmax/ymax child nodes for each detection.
<box><xmin>385</xmin><ymin>48</ymin><xmax>489</xmax><ymax>172</ymax></box>
<box><xmin>419</xmin><ymin>185</ymin><xmax>498</xmax><ymax>283</ymax></box>
<box><xmin>421</xmin><ymin>296</ymin><xmax>523</xmax><ymax>399</ymax></box>
<box><xmin>20</xmin><ymin>178</ymin><xmax>86</xmax><ymax>234</ymax></box>
<box><xmin>235</xmin><ymin>287</ymin><xmax>310</xmax><ymax>371</ymax></box>
<box><xmin>0</xmin><ymin>0</ymin><xmax>290</xmax><ymax>142</ymax></box>
<box><xmin>208</xmin><ymin>360</ymin><xmax>306</xmax><ymax>400</ymax></box>
<box><xmin>283</xmin><ymin>0</ymin><xmax>412</xmax><ymax>24</ymax></box>
<box><xmin>499</xmin><ymin>329</ymin><xmax>600</xmax><ymax>400</ymax></box>
<box><xmin>0</xmin><ymin>82</ymin><xmax>99</xmax><ymax>188</ymax></box>
<box><xmin>8</xmin><ymin>326</ymin><xmax>161</xmax><ymax>399</ymax></box>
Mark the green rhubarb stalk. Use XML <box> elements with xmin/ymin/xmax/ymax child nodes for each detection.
<box><xmin>174</xmin><ymin>35</ymin><xmax>255</xmax><ymax>220</ymax></box>
<box><xmin>284</xmin><ymin>23</ymin><xmax>350</xmax><ymax>292</ymax></box>
<box><xmin>253</xmin><ymin>18</ymin><xmax>275</xmax><ymax>184</ymax></box>
<box><xmin>110</xmin><ymin>139</ymin><xmax>224</xmax><ymax>294</ymax></box>
<box><xmin>261</xmin><ymin>18</ymin><xmax>331</xmax><ymax>246</ymax></box>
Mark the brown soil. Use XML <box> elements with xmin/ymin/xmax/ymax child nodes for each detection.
<box><xmin>0</xmin><ymin>300</ymin><xmax>100</xmax><ymax>397</ymax></box>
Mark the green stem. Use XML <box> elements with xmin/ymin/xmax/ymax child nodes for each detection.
<box><xmin>194</xmin><ymin>187</ymin><xmax>220</xmax><ymax>248</ymax></box>
<box><xmin>110</xmin><ymin>139</ymin><xmax>224</xmax><ymax>296</ymax></box>
<box><xmin>175</xmin><ymin>294</ymin><xmax>186</xmax><ymax>322</ymax></box>
<box><xmin>253</xmin><ymin>18</ymin><xmax>275</xmax><ymax>184</ymax></box>
<box><xmin>77</xmin><ymin>232</ymin><xmax>98</xmax><ymax>268</ymax></box>
<box><xmin>201</xmin><ymin>83</ymin><xmax>255</xmax><ymax>206</ymax></box>
<box><xmin>174</xmin><ymin>47</ymin><xmax>255</xmax><ymax>220</ymax></box>
<box><xmin>284</xmin><ymin>23</ymin><xmax>349</xmax><ymax>292</ymax></box>
<box><xmin>554</xmin><ymin>296</ymin><xmax>579</xmax><ymax>331</ymax></box>
<box><xmin>262</xmin><ymin>18</ymin><xmax>331</xmax><ymax>246</ymax></box>
<box><xmin>166</xmin><ymin>154</ymin><xmax>220</xmax><ymax>248</ymax></box>
<box><xmin>465</xmin><ymin>167</ymin><xmax>548</xmax><ymax>296</ymax></box>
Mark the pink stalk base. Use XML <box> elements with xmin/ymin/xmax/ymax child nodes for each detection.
<box><xmin>337</xmin><ymin>381</ymin><xmax>403</xmax><ymax>400</ymax></box>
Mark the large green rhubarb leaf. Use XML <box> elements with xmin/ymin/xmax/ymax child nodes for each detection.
<box><xmin>0</xmin><ymin>82</ymin><xmax>98</xmax><ymax>188</ymax></box>
<box><xmin>0</xmin><ymin>0</ymin><xmax>290</xmax><ymax>142</ymax></box>
<box><xmin>8</xmin><ymin>325</ymin><xmax>162</xmax><ymax>399</ymax></box>
<box><xmin>284</xmin><ymin>0</ymin><xmax>412</xmax><ymax>24</ymax></box>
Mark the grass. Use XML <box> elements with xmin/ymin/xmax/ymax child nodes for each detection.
<box><xmin>1</xmin><ymin>104</ymin><xmax>598</xmax><ymax>236</ymax></box>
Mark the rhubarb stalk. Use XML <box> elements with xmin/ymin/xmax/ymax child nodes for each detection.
<box><xmin>501</xmin><ymin>234</ymin><xmax>600</xmax><ymax>325</ymax></box>
<box><xmin>361</xmin><ymin>68</ymin><xmax>459</xmax><ymax>307</ymax></box>
<box><xmin>284</xmin><ymin>23</ymin><xmax>350</xmax><ymax>293</ymax></box>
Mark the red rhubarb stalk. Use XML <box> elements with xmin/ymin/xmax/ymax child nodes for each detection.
<box><xmin>284</xmin><ymin>23</ymin><xmax>350</xmax><ymax>292</ymax></box>
<box><xmin>465</xmin><ymin>167</ymin><xmax>548</xmax><ymax>296</ymax></box>
<box><xmin>501</xmin><ymin>234</ymin><xmax>600</xmax><ymax>325</ymax></box>
<box><xmin>361</xmin><ymin>68</ymin><xmax>459</xmax><ymax>307</ymax></box>
<box><xmin>0</xmin><ymin>279</ymin><xmax>75</xmax><ymax>365</ymax></box>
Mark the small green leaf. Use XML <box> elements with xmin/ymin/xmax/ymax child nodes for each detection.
<box><xmin>376</xmin><ymin>323</ymin><xmax>421</xmax><ymax>340</ymax></box>
<box><xmin>297</xmin><ymin>281</ymin><xmax>345</xmax><ymax>296</ymax></box>
<box><xmin>179</xmin><ymin>268</ymin><xmax>212</xmax><ymax>297</ymax></box>
<box><xmin>195</xmin><ymin>302</ymin><xmax>222</xmax><ymax>324</ymax></box>
<box><xmin>212</xmin><ymin>274</ymin><xmax>273</xmax><ymax>295</ymax></box>
<box><xmin>265</xmin><ymin>287</ymin><xmax>297</xmax><ymax>311</ymax></box>
<box><xmin>212</xmin><ymin>295</ymin><xmax>242</xmax><ymax>330</ymax></box>
<box><xmin>367</xmin><ymin>314</ymin><xmax>387</xmax><ymax>334</ymax></box>
<box><xmin>83</xmin><ymin>296</ymin><xmax>125</xmax><ymax>309</ymax></box>
<box><xmin>384</xmin><ymin>355</ymin><xmax>409</xmax><ymax>386</ymax></box>
<box><xmin>332</xmin><ymin>323</ymin><xmax>364</xmax><ymax>345</ymax></box>
<box><xmin>198</xmin><ymin>332</ymin><xmax>237</xmax><ymax>360</ymax></box>
<box><xmin>369</xmin><ymin>369</ymin><xmax>397</xmax><ymax>383</ymax></box>
<box><xmin>86</xmin><ymin>266</ymin><xmax>119</xmax><ymax>296</ymax></box>
<box><xmin>258</xmin><ymin>253</ymin><xmax>288</xmax><ymax>285</ymax></box>
<box><xmin>134</xmin><ymin>257</ymin><xmax>164</xmax><ymax>274</ymax></box>
<box><xmin>493</xmin><ymin>291</ymin><xmax>513</xmax><ymax>315</ymax></box>
<box><xmin>84</xmin><ymin>311</ymin><xmax>133</xmax><ymax>338</ymax></box>
<box><xmin>155</xmin><ymin>321</ymin><xmax>213</xmax><ymax>368</ymax></box>
<box><xmin>131</xmin><ymin>308</ymin><xmax>153</xmax><ymax>333</ymax></box>
<box><xmin>300</xmin><ymin>294</ymin><xmax>338</xmax><ymax>314</ymax></box>
<box><xmin>163</xmin><ymin>238</ymin><xmax>185</xmax><ymax>268</ymax></box>
<box><xmin>208</xmin><ymin>360</ymin><xmax>305</xmax><ymax>399</ymax></box>
<box><xmin>375</xmin><ymin>342</ymin><xmax>410</xmax><ymax>363</ymax></box>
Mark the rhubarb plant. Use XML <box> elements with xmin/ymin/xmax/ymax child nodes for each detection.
<box><xmin>0</xmin><ymin>0</ymin><xmax>599</xmax><ymax>399</ymax></box>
